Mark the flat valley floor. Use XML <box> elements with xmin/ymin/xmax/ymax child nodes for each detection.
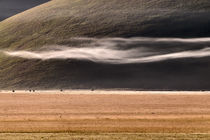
<box><xmin>0</xmin><ymin>91</ymin><xmax>210</xmax><ymax>139</ymax></box>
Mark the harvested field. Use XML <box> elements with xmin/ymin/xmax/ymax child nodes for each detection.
<box><xmin>0</xmin><ymin>91</ymin><xmax>209</xmax><ymax>133</ymax></box>
<box><xmin>1</xmin><ymin>133</ymin><xmax>210</xmax><ymax>140</ymax></box>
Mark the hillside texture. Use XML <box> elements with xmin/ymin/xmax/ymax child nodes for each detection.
<box><xmin>0</xmin><ymin>0</ymin><xmax>210</xmax><ymax>49</ymax></box>
<box><xmin>0</xmin><ymin>0</ymin><xmax>210</xmax><ymax>89</ymax></box>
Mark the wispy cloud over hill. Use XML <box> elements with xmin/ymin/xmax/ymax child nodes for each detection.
<box><xmin>4</xmin><ymin>37</ymin><xmax>210</xmax><ymax>64</ymax></box>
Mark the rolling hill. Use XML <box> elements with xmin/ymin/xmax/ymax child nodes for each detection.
<box><xmin>0</xmin><ymin>0</ymin><xmax>210</xmax><ymax>90</ymax></box>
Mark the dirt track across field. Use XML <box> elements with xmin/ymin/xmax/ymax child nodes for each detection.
<box><xmin>0</xmin><ymin>91</ymin><xmax>210</xmax><ymax>133</ymax></box>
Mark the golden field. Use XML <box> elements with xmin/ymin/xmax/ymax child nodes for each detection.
<box><xmin>0</xmin><ymin>91</ymin><xmax>210</xmax><ymax>139</ymax></box>
<box><xmin>0</xmin><ymin>91</ymin><xmax>210</xmax><ymax>133</ymax></box>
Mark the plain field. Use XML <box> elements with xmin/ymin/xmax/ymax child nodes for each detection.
<box><xmin>0</xmin><ymin>91</ymin><xmax>210</xmax><ymax>139</ymax></box>
<box><xmin>0</xmin><ymin>91</ymin><xmax>209</xmax><ymax>133</ymax></box>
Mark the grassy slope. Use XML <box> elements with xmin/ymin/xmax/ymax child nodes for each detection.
<box><xmin>0</xmin><ymin>0</ymin><xmax>210</xmax><ymax>89</ymax></box>
<box><xmin>0</xmin><ymin>0</ymin><xmax>210</xmax><ymax>50</ymax></box>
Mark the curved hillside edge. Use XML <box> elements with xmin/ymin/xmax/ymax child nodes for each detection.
<box><xmin>0</xmin><ymin>0</ymin><xmax>49</xmax><ymax>22</ymax></box>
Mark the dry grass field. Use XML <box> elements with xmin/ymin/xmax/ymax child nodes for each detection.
<box><xmin>1</xmin><ymin>133</ymin><xmax>210</xmax><ymax>140</ymax></box>
<box><xmin>0</xmin><ymin>91</ymin><xmax>210</xmax><ymax>139</ymax></box>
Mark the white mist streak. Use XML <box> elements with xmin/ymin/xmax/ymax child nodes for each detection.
<box><xmin>3</xmin><ymin>46</ymin><xmax>210</xmax><ymax>64</ymax></box>
<box><xmin>69</xmin><ymin>37</ymin><xmax>210</xmax><ymax>43</ymax></box>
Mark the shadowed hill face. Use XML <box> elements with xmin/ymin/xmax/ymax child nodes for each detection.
<box><xmin>0</xmin><ymin>0</ymin><xmax>210</xmax><ymax>90</ymax></box>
